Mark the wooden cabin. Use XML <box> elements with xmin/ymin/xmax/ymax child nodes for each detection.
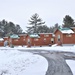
<box><xmin>54</xmin><ymin>27</ymin><xmax>75</xmax><ymax>46</ymax></box>
<box><xmin>26</xmin><ymin>33</ymin><xmax>54</xmax><ymax>47</ymax></box>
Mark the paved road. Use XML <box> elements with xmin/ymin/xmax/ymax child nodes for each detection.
<box><xmin>19</xmin><ymin>50</ymin><xmax>75</xmax><ymax>75</ymax></box>
<box><xmin>39</xmin><ymin>52</ymin><xmax>73</xmax><ymax>75</ymax></box>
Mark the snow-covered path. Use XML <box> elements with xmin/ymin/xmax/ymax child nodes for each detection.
<box><xmin>23</xmin><ymin>50</ymin><xmax>74</xmax><ymax>75</ymax></box>
<box><xmin>0</xmin><ymin>50</ymin><xmax>48</xmax><ymax>75</ymax></box>
<box><xmin>0</xmin><ymin>46</ymin><xmax>75</xmax><ymax>75</ymax></box>
<box><xmin>43</xmin><ymin>53</ymin><xmax>73</xmax><ymax>75</ymax></box>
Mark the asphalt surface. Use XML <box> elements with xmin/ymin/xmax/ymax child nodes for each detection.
<box><xmin>19</xmin><ymin>50</ymin><xmax>75</xmax><ymax>75</ymax></box>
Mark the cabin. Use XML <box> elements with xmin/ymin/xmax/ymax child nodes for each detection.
<box><xmin>54</xmin><ymin>27</ymin><xmax>75</xmax><ymax>46</ymax></box>
<box><xmin>26</xmin><ymin>33</ymin><xmax>54</xmax><ymax>47</ymax></box>
<box><xmin>18</xmin><ymin>34</ymin><xmax>27</xmax><ymax>46</ymax></box>
<box><xmin>8</xmin><ymin>34</ymin><xmax>20</xmax><ymax>46</ymax></box>
<box><xmin>1</xmin><ymin>27</ymin><xmax>75</xmax><ymax>47</ymax></box>
<box><xmin>38</xmin><ymin>33</ymin><xmax>55</xmax><ymax>46</ymax></box>
<box><xmin>8</xmin><ymin>34</ymin><xmax>28</xmax><ymax>46</ymax></box>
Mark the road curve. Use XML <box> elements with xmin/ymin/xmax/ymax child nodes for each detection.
<box><xmin>40</xmin><ymin>53</ymin><xmax>73</xmax><ymax>75</ymax></box>
<box><xmin>19</xmin><ymin>50</ymin><xmax>74</xmax><ymax>75</ymax></box>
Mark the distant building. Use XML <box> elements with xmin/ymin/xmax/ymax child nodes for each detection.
<box><xmin>26</xmin><ymin>33</ymin><xmax>54</xmax><ymax>46</ymax></box>
<box><xmin>54</xmin><ymin>27</ymin><xmax>75</xmax><ymax>46</ymax></box>
<box><xmin>0</xmin><ymin>27</ymin><xmax>75</xmax><ymax>47</ymax></box>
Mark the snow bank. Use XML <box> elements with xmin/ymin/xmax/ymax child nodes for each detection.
<box><xmin>0</xmin><ymin>50</ymin><xmax>48</xmax><ymax>75</ymax></box>
<box><xmin>1</xmin><ymin>46</ymin><xmax>75</xmax><ymax>53</ymax></box>
<box><xmin>66</xmin><ymin>60</ymin><xmax>75</xmax><ymax>75</ymax></box>
<box><xmin>0</xmin><ymin>46</ymin><xmax>75</xmax><ymax>75</ymax></box>
<box><xmin>15</xmin><ymin>46</ymin><xmax>75</xmax><ymax>53</ymax></box>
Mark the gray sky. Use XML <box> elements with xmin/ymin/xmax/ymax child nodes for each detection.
<box><xmin>0</xmin><ymin>0</ymin><xmax>75</xmax><ymax>32</ymax></box>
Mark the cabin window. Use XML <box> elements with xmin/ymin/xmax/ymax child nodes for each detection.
<box><xmin>44</xmin><ymin>38</ymin><xmax>46</xmax><ymax>41</ymax></box>
<box><xmin>44</xmin><ymin>34</ymin><xmax>49</xmax><ymax>37</ymax></box>
<box><xmin>51</xmin><ymin>38</ymin><xmax>54</xmax><ymax>43</ymax></box>
<box><xmin>28</xmin><ymin>39</ymin><xmax>30</xmax><ymax>44</ymax></box>
<box><xmin>15</xmin><ymin>39</ymin><xmax>18</xmax><ymax>41</ymax></box>
<box><xmin>34</xmin><ymin>39</ymin><xmax>38</xmax><ymax>41</ymax></box>
<box><xmin>23</xmin><ymin>39</ymin><xmax>25</xmax><ymax>41</ymax></box>
<box><xmin>58</xmin><ymin>39</ymin><xmax>60</xmax><ymax>41</ymax></box>
<box><xmin>58</xmin><ymin>35</ymin><xmax>60</xmax><ymax>41</ymax></box>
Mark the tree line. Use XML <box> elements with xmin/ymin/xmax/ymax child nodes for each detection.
<box><xmin>0</xmin><ymin>14</ymin><xmax>75</xmax><ymax>37</ymax></box>
<box><xmin>0</xmin><ymin>19</ymin><xmax>22</xmax><ymax>37</ymax></box>
<box><xmin>27</xmin><ymin>13</ymin><xmax>75</xmax><ymax>34</ymax></box>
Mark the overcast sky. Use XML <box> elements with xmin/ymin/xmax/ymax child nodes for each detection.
<box><xmin>0</xmin><ymin>0</ymin><xmax>75</xmax><ymax>32</ymax></box>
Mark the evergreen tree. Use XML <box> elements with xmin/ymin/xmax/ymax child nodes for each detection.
<box><xmin>54</xmin><ymin>23</ymin><xmax>60</xmax><ymax>28</ymax></box>
<box><xmin>49</xmin><ymin>23</ymin><xmax>60</xmax><ymax>33</ymax></box>
<box><xmin>49</xmin><ymin>26</ymin><xmax>55</xmax><ymax>33</ymax></box>
<box><xmin>15</xmin><ymin>24</ymin><xmax>22</xmax><ymax>34</ymax></box>
<box><xmin>63</xmin><ymin>15</ymin><xmax>75</xmax><ymax>28</ymax></box>
<box><xmin>8</xmin><ymin>22</ymin><xmax>16</xmax><ymax>33</ymax></box>
<box><xmin>36</xmin><ymin>25</ymin><xmax>50</xmax><ymax>33</ymax></box>
<box><xmin>0</xmin><ymin>19</ymin><xmax>23</xmax><ymax>37</ymax></box>
<box><xmin>27</xmin><ymin>13</ymin><xmax>45</xmax><ymax>34</ymax></box>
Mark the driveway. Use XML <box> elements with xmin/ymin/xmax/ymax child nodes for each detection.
<box><xmin>19</xmin><ymin>50</ymin><xmax>75</xmax><ymax>75</ymax></box>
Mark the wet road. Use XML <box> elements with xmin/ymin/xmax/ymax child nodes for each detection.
<box><xmin>19</xmin><ymin>50</ymin><xmax>75</xmax><ymax>75</ymax></box>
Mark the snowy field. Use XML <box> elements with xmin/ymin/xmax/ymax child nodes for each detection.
<box><xmin>0</xmin><ymin>46</ymin><xmax>75</xmax><ymax>75</ymax></box>
<box><xmin>0</xmin><ymin>49</ymin><xmax>48</xmax><ymax>75</ymax></box>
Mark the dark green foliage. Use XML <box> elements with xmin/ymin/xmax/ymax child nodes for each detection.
<box><xmin>27</xmin><ymin>13</ymin><xmax>45</xmax><ymax>34</ymax></box>
<box><xmin>15</xmin><ymin>24</ymin><xmax>22</xmax><ymax>34</ymax></box>
<box><xmin>0</xmin><ymin>19</ymin><xmax>23</xmax><ymax>37</ymax></box>
<box><xmin>63</xmin><ymin>15</ymin><xmax>75</xmax><ymax>28</ymax></box>
<box><xmin>49</xmin><ymin>27</ymin><xmax>55</xmax><ymax>33</ymax></box>
<box><xmin>36</xmin><ymin>25</ymin><xmax>50</xmax><ymax>33</ymax></box>
<box><xmin>27</xmin><ymin>13</ymin><xmax>61</xmax><ymax>34</ymax></box>
<box><xmin>49</xmin><ymin>23</ymin><xmax>60</xmax><ymax>33</ymax></box>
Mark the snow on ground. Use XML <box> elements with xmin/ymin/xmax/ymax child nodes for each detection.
<box><xmin>0</xmin><ymin>45</ymin><xmax>75</xmax><ymax>75</ymax></box>
<box><xmin>15</xmin><ymin>45</ymin><xmax>75</xmax><ymax>53</ymax></box>
<box><xmin>1</xmin><ymin>45</ymin><xmax>75</xmax><ymax>53</ymax></box>
<box><xmin>0</xmin><ymin>50</ymin><xmax>48</xmax><ymax>75</ymax></box>
<box><xmin>66</xmin><ymin>60</ymin><xmax>75</xmax><ymax>75</ymax></box>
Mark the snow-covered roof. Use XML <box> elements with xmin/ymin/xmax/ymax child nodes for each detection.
<box><xmin>19</xmin><ymin>34</ymin><xmax>27</xmax><ymax>36</ymax></box>
<box><xmin>29</xmin><ymin>33</ymin><xmax>40</xmax><ymax>38</ymax></box>
<box><xmin>0</xmin><ymin>38</ymin><xmax>4</xmax><ymax>41</ymax></box>
<box><xmin>10</xmin><ymin>34</ymin><xmax>20</xmax><ymax>39</ymax></box>
<box><xmin>59</xmin><ymin>28</ymin><xmax>74</xmax><ymax>34</ymax></box>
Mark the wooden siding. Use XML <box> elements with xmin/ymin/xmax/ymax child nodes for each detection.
<box><xmin>26</xmin><ymin>34</ymin><xmax>54</xmax><ymax>46</ymax></box>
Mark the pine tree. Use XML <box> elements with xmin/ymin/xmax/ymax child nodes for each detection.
<box><xmin>36</xmin><ymin>25</ymin><xmax>50</xmax><ymax>33</ymax></box>
<box><xmin>63</xmin><ymin>15</ymin><xmax>75</xmax><ymax>28</ymax></box>
<box><xmin>15</xmin><ymin>24</ymin><xmax>22</xmax><ymax>34</ymax></box>
<box><xmin>27</xmin><ymin>13</ymin><xmax>45</xmax><ymax>34</ymax></box>
<box><xmin>0</xmin><ymin>19</ymin><xmax>23</xmax><ymax>37</ymax></box>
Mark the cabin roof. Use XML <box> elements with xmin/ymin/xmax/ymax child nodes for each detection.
<box><xmin>29</xmin><ymin>33</ymin><xmax>40</xmax><ymax>38</ymax></box>
<box><xmin>58</xmin><ymin>28</ymin><xmax>74</xmax><ymax>34</ymax></box>
<box><xmin>54</xmin><ymin>28</ymin><xmax>74</xmax><ymax>34</ymax></box>
<box><xmin>10</xmin><ymin>34</ymin><xmax>19</xmax><ymax>39</ymax></box>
